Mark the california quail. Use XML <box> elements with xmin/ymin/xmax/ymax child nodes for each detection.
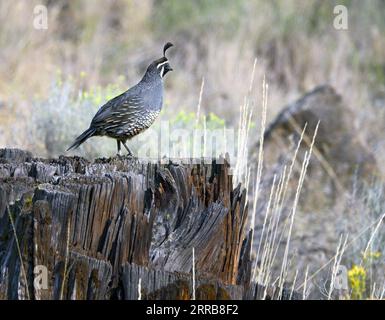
<box><xmin>67</xmin><ymin>42</ymin><xmax>174</xmax><ymax>156</ymax></box>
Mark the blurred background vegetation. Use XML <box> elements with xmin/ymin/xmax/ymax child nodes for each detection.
<box><xmin>1</xmin><ymin>0</ymin><xmax>385</xmax><ymax>299</ymax></box>
<box><xmin>1</xmin><ymin>0</ymin><xmax>384</xmax><ymax>158</ymax></box>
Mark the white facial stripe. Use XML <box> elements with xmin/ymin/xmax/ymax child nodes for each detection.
<box><xmin>160</xmin><ymin>66</ymin><xmax>165</xmax><ymax>78</ymax></box>
<box><xmin>156</xmin><ymin>60</ymin><xmax>169</xmax><ymax>69</ymax></box>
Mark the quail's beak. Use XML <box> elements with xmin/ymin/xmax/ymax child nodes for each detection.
<box><xmin>165</xmin><ymin>64</ymin><xmax>173</xmax><ymax>72</ymax></box>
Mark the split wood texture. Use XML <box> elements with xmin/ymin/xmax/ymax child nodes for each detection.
<box><xmin>0</xmin><ymin>148</ymin><xmax>298</xmax><ymax>300</ymax></box>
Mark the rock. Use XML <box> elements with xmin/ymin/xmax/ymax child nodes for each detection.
<box><xmin>262</xmin><ymin>85</ymin><xmax>380</xmax><ymax>188</ymax></box>
<box><xmin>249</xmin><ymin>85</ymin><xmax>383</xmax><ymax>295</ymax></box>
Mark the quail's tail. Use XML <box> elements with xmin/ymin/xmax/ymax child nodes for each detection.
<box><xmin>67</xmin><ymin>127</ymin><xmax>96</xmax><ymax>151</ymax></box>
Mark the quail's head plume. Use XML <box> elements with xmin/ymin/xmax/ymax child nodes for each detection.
<box><xmin>67</xmin><ymin>42</ymin><xmax>174</xmax><ymax>156</ymax></box>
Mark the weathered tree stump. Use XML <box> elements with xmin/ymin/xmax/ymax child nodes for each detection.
<box><xmin>0</xmin><ymin>148</ymin><xmax>298</xmax><ymax>300</ymax></box>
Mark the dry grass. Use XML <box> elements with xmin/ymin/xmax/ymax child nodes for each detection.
<box><xmin>1</xmin><ymin>1</ymin><xmax>384</xmax><ymax>156</ymax></box>
<box><xmin>192</xmin><ymin>247</ymin><xmax>196</xmax><ymax>300</ymax></box>
<box><xmin>1</xmin><ymin>0</ymin><xmax>385</xmax><ymax>300</ymax></box>
<box><xmin>138</xmin><ymin>278</ymin><xmax>142</xmax><ymax>300</ymax></box>
<box><xmin>6</xmin><ymin>206</ymin><xmax>30</xmax><ymax>300</ymax></box>
<box><xmin>60</xmin><ymin>213</ymin><xmax>72</xmax><ymax>300</ymax></box>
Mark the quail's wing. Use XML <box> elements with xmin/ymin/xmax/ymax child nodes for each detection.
<box><xmin>91</xmin><ymin>92</ymin><xmax>144</xmax><ymax>127</ymax></box>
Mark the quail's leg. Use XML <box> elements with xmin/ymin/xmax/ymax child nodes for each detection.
<box><xmin>122</xmin><ymin>141</ymin><xmax>133</xmax><ymax>156</ymax></box>
<box><xmin>117</xmin><ymin>140</ymin><xmax>121</xmax><ymax>156</ymax></box>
